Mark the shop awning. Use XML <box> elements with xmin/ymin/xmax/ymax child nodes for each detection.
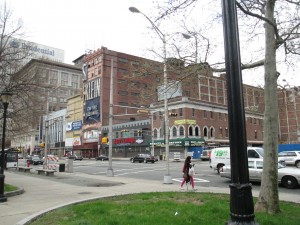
<box><xmin>149</xmin><ymin>137</ymin><xmax>205</xmax><ymax>147</ymax></box>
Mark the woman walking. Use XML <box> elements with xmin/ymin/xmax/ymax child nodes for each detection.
<box><xmin>180</xmin><ymin>156</ymin><xmax>195</xmax><ymax>190</ymax></box>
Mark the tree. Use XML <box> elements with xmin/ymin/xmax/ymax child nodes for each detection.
<box><xmin>0</xmin><ymin>2</ymin><xmax>49</xmax><ymax>140</ymax></box>
<box><xmin>145</xmin><ymin>0</ymin><xmax>300</xmax><ymax>214</ymax></box>
<box><xmin>236</xmin><ymin>0</ymin><xmax>300</xmax><ymax>214</ymax></box>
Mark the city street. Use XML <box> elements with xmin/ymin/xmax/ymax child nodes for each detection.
<box><xmin>29</xmin><ymin>158</ymin><xmax>300</xmax><ymax>196</ymax></box>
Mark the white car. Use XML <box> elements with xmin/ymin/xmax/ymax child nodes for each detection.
<box><xmin>220</xmin><ymin>158</ymin><xmax>300</xmax><ymax>189</ymax></box>
<box><xmin>278</xmin><ymin>151</ymin><xmax>300</xmax><ymax>168</ymax></box>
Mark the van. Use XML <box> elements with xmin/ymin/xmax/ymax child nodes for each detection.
<box><xmin>209</xmin><ymin>147</ymin><xmax>264</xmax><ymax>173</ymax></box>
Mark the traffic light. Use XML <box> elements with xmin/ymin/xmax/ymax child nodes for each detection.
<box><xmin>101</xmin><ymin>137</ymin><xmax>109</xmax><ymax>144</ymax></box>
<box><xmin>169</xmin><ymin>112</ymin><xmax>177</xmax><ymax>117</ymax></box>
<box><xmin>40</xmin><ymin>143</ymin><xmax>45</xmax><ymax>148</ymax></box>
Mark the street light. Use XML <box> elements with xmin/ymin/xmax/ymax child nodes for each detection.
<box><xmin>0</xmin><ymin>90</ymin><xmax>12</xmax><ymax>202</ymax></box>
<box><xmin>221</xmin><ymin>1</ymin><xmax>256</xmax><ymax>224</ymax></box>
<box><xmin>129</xmin><ymin>6</ymin><xmax>172</xmax><ymax>184</ymax></box>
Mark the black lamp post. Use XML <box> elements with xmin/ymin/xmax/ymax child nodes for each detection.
<box><xmin>0</xmin><ymin>90</ymin><xmax>12</xmax><ymax>202</ymax></box>
<box><xmin>221</xmin><ymin>1</ymin><xmax>257</xmax><ymax>224</ymax></box>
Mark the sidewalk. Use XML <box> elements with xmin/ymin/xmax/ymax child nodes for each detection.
<box><xmin>1</xmin><ymin>169</ymin><xmax>299</xmax><ymax>225</ymax></box>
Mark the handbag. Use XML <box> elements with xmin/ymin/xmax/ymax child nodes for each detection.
<box><xmin>188</xmin><ymin>166</ymin><xmax>195</xmax><ymax>176</ymax></box>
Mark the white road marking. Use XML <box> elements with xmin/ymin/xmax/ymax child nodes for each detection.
<box><xmin>172</xmin><ymin>178</ymin><xmax>210</xmax><ymax>183</ymax></box>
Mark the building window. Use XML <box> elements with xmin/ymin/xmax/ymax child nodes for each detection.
<box><xmin>179</xmin><ymin>108</ymin><xmax>183</xmax><ymax>117</ymax></box>
<box><xmin>179</xmin><ymin>126</ymin><xmax>184</xmax><ymax>136</ymax></box>
<box><xmin>203</xmin><ymin>110</ymin><xmax>207</xmax><ymax>118</ymax></box>
<box><xmin>218</xmin><ymin>113</ymin><xmax>222</xmax><ymax>120</ymax></box>
<box><xmin>172</xmin><ymin>127</ymin><xmax>177</xmax><ymax>137</ymax></box>
<box><xmin>219</xmin><ymin>127</ymin><xmax>223</xmax><ymax>138</ymax></box>
<box><xmin>159</xmin><ymin>128</ymin><xmax>163</xmax><ymax>138</ymax></box>
<box><xmin>119</xmin><ymin>58</ymin><xmax>128</xmax><ymax>63</ymax></box>
<box><xmin>195</xmin><ymin>126</ymin><xmax>200</xmax><ymax>136</ymax></box>
<box><xmin>131</xmin><ymin>92</ymin><xmax>140</xmax><ymax>97</ymax></box>
<box><xmin>71</xmin><ymin>82</ymin><xmax>78</xmax><ymax>88</ymax></box>
<box><xmin>204</xmin><ymin>127</ymin><xmax>208</xmax><ymax>137</ymax></box>
<box><xmin>254</xmin><ymin>130</ymin><xmax>257</xmax><ymax>139</ymax></box>
<box><xmin>119</xmin><ymin>91</ymin><xmax>128</xmax><ymax>96</ymax></box>
<box><xmin>225</xmin><ymin>128</ymin><xmax>229</xmax><ymax>137</ymax></box>
<box><xmin>210</xmin><ymin>111</ymin><xmax>214</xmax><ymax>119</ymax></box>
<box><xmin>192</xmin><ymin>108</ymin><xmax>195</xmax><ymax>117</ymax></box>
<box><xmin>61</xmin><ymin>72</ymin><xmax>69</xmax><ymax>86</ymax></box>
<box><xmin>210</xmin><ymin>127</ymin><xmax>215</xmax><ymax>138</ymax></box>
<box><xmin>154</xmin><ymin>129</ymin><xmax>158</xmax><ymax>138</ymax></box>
<box><xmin>189</xmin><ymin>126</ymin><xmax>193</xmax><ymax>136</ymax></box>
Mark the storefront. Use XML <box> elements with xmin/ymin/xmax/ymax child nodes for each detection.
<box><xmin>150</xmin><ymin>137</ymin><xmax>206</xmax><ymax>159</ymax></box>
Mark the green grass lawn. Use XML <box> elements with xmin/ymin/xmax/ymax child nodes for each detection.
<box><xmin>4</xmin><ymin>183</ymin><xmax>17</xmax><ymax>192</ymax></box>
<box><xmin>29</xmin><ymin>192</ymin><xmax>300</xmax><ymax>225</ymax></box>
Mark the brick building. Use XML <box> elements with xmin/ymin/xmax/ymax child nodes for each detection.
<box><xmin>78</xmin><ymin>47</ymin><xmax>264</xmax><ymax>158</ymax></box>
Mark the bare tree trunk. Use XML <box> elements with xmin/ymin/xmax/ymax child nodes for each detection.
<box><xmin>255</xmin><ymin>0</ymin><xmax>280</xmax><ymax>214</ymax></box>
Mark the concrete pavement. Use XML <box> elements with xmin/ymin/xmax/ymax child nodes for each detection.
<box><xmin>1</xmin><ymin>167</ymin><xmax>300</xmax><ymax>225</ymax></box>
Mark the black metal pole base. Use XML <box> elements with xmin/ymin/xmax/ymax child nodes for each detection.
<box><xmin>227</xmin><ymin>183</ymin><xmax>257</xmax><ymax>224</ymax></box>
<box><xmin>0</xmin><ymin>173</ymin><xmax>7</xmax><ymax>202</ymax></box>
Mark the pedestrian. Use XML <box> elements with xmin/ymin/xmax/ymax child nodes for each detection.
<box><xmin>180</xmin><ymin>156</ymin><xmax>195</xmax><ymax>191</ymax></box>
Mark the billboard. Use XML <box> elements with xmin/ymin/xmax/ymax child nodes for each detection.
<box><xmin>157</xmin><ymin>80</ymin><xmax>182</xmax><ymax>101</ymax></box>
<box><xmin>9</xmin><ymin>38</ymin><xmax>65</xmax><ymax>62</ymax></box>
<box><xmin>66</xmin><ymin>120</ymin><xmax>82</xmax><ymax>131</ymax></box>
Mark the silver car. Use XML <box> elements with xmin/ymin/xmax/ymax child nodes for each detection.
<box><xmin>220</xmin><ymin>158</ymin><xmax>300</xmax><ymax>189</ymax></box>
<box><xmin>278</xmin><ymin>151</ymin><xmax>300</xmax><ymax>168</ymax></box>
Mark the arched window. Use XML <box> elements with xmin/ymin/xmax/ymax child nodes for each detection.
<box><xmin>210</xmin><ymin>127</ymin><xmax>215</xmax><ymax>138</ymax></box>
<box><xmin>179</xmin><ymin>126</ymin><xmax>184</xmax><ymax>136</ymax></box>
<box><xmin>154</xmin><ymin>129</ymin><xmax>158</xmax><ymax>138</ymax></box>
<box><xmin>195</xmin><ymin>126</ymin><xmax>200</xmax><ymax>137</ymax></box>
<box><xmin>203</xmin><ymin>127</ymin><xmax>208</xmax><ymax>137</ymax></box>
<box><xmin>172</xmin><ymin>127</ymin><xmax>177</xmax><ymax>137</ymax></box>
<box><xmin>189</xmin><ymin>126</ymin><xmax>193</xmax><ymax>136</ymax></box>
<box><xmin>159</xmin><ymin>128</ymin><xmax>163</xmax><ymax>138</ymax></box>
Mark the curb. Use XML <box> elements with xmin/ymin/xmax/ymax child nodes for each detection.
<box><xmin>16</xmin><ymin>193</ymin><xmax>134</xmax><ymax>225</ymax></box>
<box><xmin>5</xmin><ymin>187</ymin><xmax>25</xmax><ymax>197</ymax></box>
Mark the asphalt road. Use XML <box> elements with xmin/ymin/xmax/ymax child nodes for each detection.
<box><xmin>18</xmin><ymin>158</ymin><xmax>300</xmax><ymax>196</ymax></box>
<box><xmin>68</xmin><ymin>159</ymin><xmax>300</xmax><ymax>195</ymax></box>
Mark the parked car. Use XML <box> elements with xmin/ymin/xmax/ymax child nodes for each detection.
<box><xmin>68</xmin><ymin>154</ymin><xmax>83</xmax><ymax>161</ymax></box>
<box><xmin>32</xmin><ymin>155</ymin><xmax>43</xmax><ymax>165</ymax></box>
<box><xmin>278</xmin><ymin>151</ymin><xmax>300</xmax><ymax>168</ymax></box>
<box><xmin>130</xmin><ymin>154</ymin><xmax>155</xmax><ymax>163</ymax></box>
<box><xmin>200</xmin><ymin>150</ymin><xmax>212</xmax><ymax>161</ymax></box>
<box><xmin>96</xmin><ymin>155</ymin><xmax>109</xmax><ymax>161</ymax></box>
<box><xmin>220</xmin><ymin>158</ymin><xmax>300</xmax><ymax>189</ymax></box>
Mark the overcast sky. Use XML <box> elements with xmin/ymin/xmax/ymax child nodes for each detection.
<box><xmin>5</xmin><ymin>0</ymin><xmax>300</xmax><ymax>87</ymax></box>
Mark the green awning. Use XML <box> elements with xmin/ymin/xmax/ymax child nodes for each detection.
<box><xmin>149</xmin><ymin>137</ymin><xmax>205</xmax><ymax>147</ymax></box>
